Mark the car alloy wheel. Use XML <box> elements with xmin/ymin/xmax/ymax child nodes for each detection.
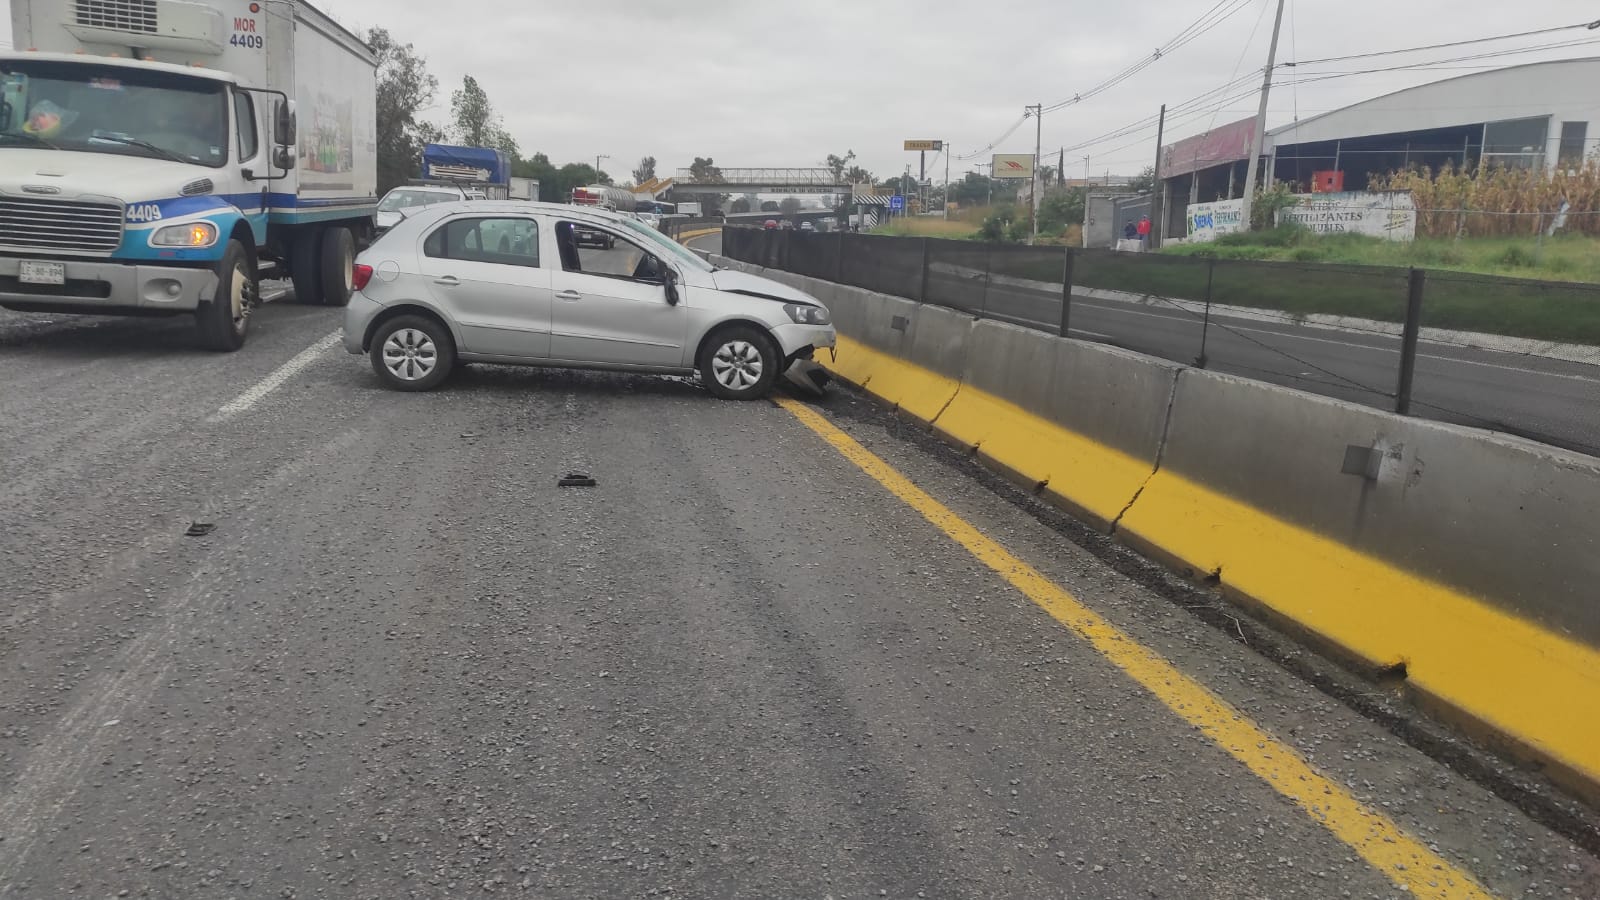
<box><xmin>711</xmin><ymin>340</ymin><xmax>764</xmax><ymax>391</ymax></box>
<box><xmin>382</xmin><ymin>328</ymin><xmax>438</xmax><ymax>382</ymax></box>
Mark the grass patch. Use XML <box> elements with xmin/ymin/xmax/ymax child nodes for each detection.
<box><xmin>1105</xmin><ymin>231</ymin><xmax>1600</xmax><ymax>344</ymax></box>
<box><xmin>1163</xmin><ymin>230</ymin><xmax>1600</xmax><ymax>283</ymax></box>
<box><xmin>870</xmin><ymin>217</ymin><xmax>980</xmax><ymax>239</ymax></box>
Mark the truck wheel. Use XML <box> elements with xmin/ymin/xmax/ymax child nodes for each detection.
<box><xmin>319</xmin><ymin>226</ymin><xmax>355</xmax><ymax>307</ymax></box>
<box><xmin>196</xmin><ymin>240</ymin><xmax>254</xmax><ymax>352</ymax></box>
<box><xmin>289</xmin><ymin>228</ymin><xmax>323</xmax><ymax>305</ymax></box>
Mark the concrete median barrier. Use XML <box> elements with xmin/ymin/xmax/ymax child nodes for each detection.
<box><xmin>933</xmin><ymin>324</ymin><xmax>1175</xmax><ymax>527</ymax></box>
<box><xmin>719</xmin><ymin>247</ymin><xmax>1600</xmax><ymax>800</ymax></box>
<box><xmin>1118</xmin><ymin>367</ymin><xmax>1600</xmax><ymax>795</ymax></box>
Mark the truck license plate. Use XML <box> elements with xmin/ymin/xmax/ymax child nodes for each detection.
<box><xmin>19</xmin><ymin>261</ymin><xmax>65</xmax><ymax>285</ymax></box>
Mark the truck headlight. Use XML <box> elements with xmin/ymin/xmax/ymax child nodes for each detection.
<box><xmin>150</xmin><ymin>222</ymin><xmax>219</xmax><ymax>248</ymax></box>
<box><xmin>783</xmin><ymin>303</ymin><xmax>831</xmax><ymax>325</ymax></box>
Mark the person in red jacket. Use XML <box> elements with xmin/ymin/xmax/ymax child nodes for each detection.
<box><xmin>1136</xmin><ymin>215</ymin><xmax>1152</xmax><ymax>247</ymax></box>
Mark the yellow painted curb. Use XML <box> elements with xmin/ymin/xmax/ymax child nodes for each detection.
<box><xmin>813</xmin><ymin>333</ymin><xmax>1600</xmax><ymax>796</ymax></box>
<box><xmin>675</xmin><ymin>226</ymin><xmax>722</xmax><ymax>245</ymax></box>
<box><xmin>778</xmin><ymin>396</ymin><xmax>1494</xmax><ymax>900</ymax></box>
<box><xmin>1119</xmin><ymin>468</ymin><xmax>1600</xmax><ymax>793</ymax></box>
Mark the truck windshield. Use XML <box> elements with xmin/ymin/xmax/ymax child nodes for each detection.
<box><xmin>0</xmin><ymin>60</ymin><xmax>229</xmax><ymax>168</ymax></box>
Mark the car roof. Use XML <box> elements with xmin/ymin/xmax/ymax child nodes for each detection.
<box><xmin>387</xmin><ymin>185</ymin><xmax>464</xmax><ymax>194</ymax></box>
<box><xmin>377</xmin><ymin>200</ymin><xmax>642</xmax><ymax>237</ymax></box>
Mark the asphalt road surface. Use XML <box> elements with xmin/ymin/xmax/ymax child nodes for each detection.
<box><xmin>691</xmin><ymin>233</ymin><xmax>1600</xmax><ymax>457</ymax></box>
<box><xmin>2</xmin><ymin>297</ymin><xmax>1597</xmax><ymax>899</ymax></box>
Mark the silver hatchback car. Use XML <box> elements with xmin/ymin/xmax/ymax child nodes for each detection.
<box><xmin>342</xmin><ymin>201</ymin><xmax>836</xmax><ymax>399</ymax></box>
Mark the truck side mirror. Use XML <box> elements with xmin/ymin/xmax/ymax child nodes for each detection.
<box><xmin>274</xmin><ymin>100</ymin><xmax>297</xmax><ymax>146</ymax></box>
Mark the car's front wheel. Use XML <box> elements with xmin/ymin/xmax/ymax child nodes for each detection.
<box><xmin>700</xmin><ymin>325</ymin><xmax>780</xmax><ymax>400</ymax></box>
<box><xmin>370</xmin><ymin>314</ymin><xmax>455</xmax><ymax>391</ymax></box>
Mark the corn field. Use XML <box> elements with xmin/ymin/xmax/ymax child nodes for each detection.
<box><xmin>1369</xmin><ymin>161</ymin><xmax>1600</xmax><ymax>238</ymax></box>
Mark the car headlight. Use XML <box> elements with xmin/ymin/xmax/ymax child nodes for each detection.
<box><xmin>150</xmin><ymin>222</ymin><xmax>219</xmax><ymax>248</ymax></box>
<box><xmin>783</xmin><ymin>303</ymin><xmax>831</xmax><ymax>325</ymax></box>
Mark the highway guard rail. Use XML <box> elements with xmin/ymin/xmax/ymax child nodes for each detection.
<box><xmin>721</xmin><ymin>227</ymin><xmax>1600</xmax><ymax>458</ymax></box>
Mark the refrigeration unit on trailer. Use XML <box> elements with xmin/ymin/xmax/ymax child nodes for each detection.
<box><xmin>1</xmin><ymin>0</ymin><xmax>379</xmax><ymax>351</ymax></box>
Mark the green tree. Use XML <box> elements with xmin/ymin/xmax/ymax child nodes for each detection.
<box><xmin>510</xmin><ymin>153</ymin><xmax>604</xmax><ymax>202</ymax></box>
<box><xmin>632</xmin><ymin>156</ymin><xmax>657</xmax><ymax>185</ymax></box>
<box><xmin>779</xmin><ymin>197</ymin><xmax>802</xmax><ymax>216</ymax></box>
<box><xmin>760</xmin><ymin>200</ymin><xmax>780</xmax><ymax>212</ymax></box>
<box><xmin>1129</xmin><ymin>164</ymin><xmax>1156</xmax><ymax>194</ymax></box>
<box><xmin>1038</xmin><ymin>187</ymin><xmax>1086</xmax><ymax>232</ymax></box>
<box><xmin>450</xmin><ymin>74</ymin><xmax>515</xmax><ymax>156</ymax></box>
<box><xmin>688</xmin><ymin>157</ymin><xmax>723</xmax><ymax>182</ymax></box>
<box><xmin>730</xmin><ymin>196</ymin><xmax>752</xmax><ymax>213</ymax></box>
<box><xmin>368</xmin><ymin>27</ymin><xmax>438</xmax><ymax>194</ymax></box>
<box><xmin>844</xmin><ymin>164</ymin><xmax>872</xmax><ymax>185</ymax></box>
<box><xmin>824</xmin><ymin>150</ymin><xmax>856</xmax><ymax>182</ymax></box>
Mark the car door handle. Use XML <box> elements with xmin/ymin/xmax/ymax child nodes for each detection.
<box><xmin>433</xmin><ymin>276</ymin><xmax>460</xmax><ymax>286</ymax></box>
<box><xmin>555</xmin><ymin>290</ymin><xmax>582</xmax><ymax>302</ymax></box>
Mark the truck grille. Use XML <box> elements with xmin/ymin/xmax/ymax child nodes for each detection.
<box><xmin>0</xmin><ymin>197</ymin><xmax>125</xmax><ymax>253</ymax></box>
<box><xmin>74</xmin><ymin>0</ymin><xmax>158</xmax><ymax>33</ymax></box>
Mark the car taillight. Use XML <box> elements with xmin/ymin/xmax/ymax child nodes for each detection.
<box><xmin>352</xmin><ymin>263</ymin><xmax>374</xmax><ymax>291</ymax></box>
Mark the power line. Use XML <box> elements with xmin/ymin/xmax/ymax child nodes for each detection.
<box><xmin>1039</xmin><ymin>0</ymin><xmax>1257</xmax><ymax>115</ymax></box>
<box><xmin>1283</xmin><ymin>19</ymin><xmax>1600</xmax><ymax>67</ymax></box>
<box><xmin>962</xmin><ymin>0</ymin><xmax>1258</xmax><ymax>163</ymax></box>
<box><xmin>1038</xmin><ymin>33</ymin><xmax>1600</xmax><ymax>167</ymax></box>
<box><xmin>957</xmin><ymin>115</ymin><xmax>1027</xmax><ymax>161</ymax></box>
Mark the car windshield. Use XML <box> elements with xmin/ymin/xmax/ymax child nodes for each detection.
<box><xmin>615</xmin><ymin>215</ymin><xmax>715</xmax><ymax>272</ymax></box>
<box><xmin>378</xmin><ymin>189</ymin><xmax>457</xmax><ymax>212</ymax></box>
<box><xmin>0</xmin><ymin>59</ymin><xmax>229</xmax><ymax>168</ymax></box>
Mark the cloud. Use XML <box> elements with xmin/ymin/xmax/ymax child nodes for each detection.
<box><xmin>4</xmin><ymin>0</ymin><xmax>1595</xmax><ymax>182</ymax></box>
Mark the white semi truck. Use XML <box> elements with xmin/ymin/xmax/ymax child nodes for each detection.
<box><xmin>2</xmin><ymin>0</ymin><xmax>378</xmax><ymax>350</ymax></box>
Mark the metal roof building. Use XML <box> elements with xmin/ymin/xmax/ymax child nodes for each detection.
<box><xmin>1156</xmin><ymin>58</ymin><xmax>1600</xmax><ymax>234</ymax></box>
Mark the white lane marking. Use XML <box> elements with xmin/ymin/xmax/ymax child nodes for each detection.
<box><xmin>1071</xmin><ymin>302</ymin><xmax>1600</xmax><ymax>384</ymax></box>
<box><xmin>207</xmin><ymin>331</ymin><xmax>340</xmax><ymax>423</ymax></box>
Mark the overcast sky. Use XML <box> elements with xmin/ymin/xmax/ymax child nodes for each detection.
<box><xmin>4</xmin><ymin>0</ymin><xmax>1597</xmax><ymax>183</ymax></box>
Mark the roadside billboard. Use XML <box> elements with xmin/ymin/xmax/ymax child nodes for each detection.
<box><xmin>1160</xmin><ymin>117</ymin><xmax>1256</xmax><ymax>180</ymax></box>
<box><xmin>1277</xmin><ymin>192</ymin><xmax>1417</xmax><ymax>241</ymax></box>
<box><xmin>904</xmin><ymin>140</ymin><xmax>943</xmax><ymax>151</ymax></box>
<box><xmin>1185</xmin><ymin>198</ymin><xmax>1245</xmax><ymax>242</ymax></box>
<box><xmin>992</xmin><ymin>153</ymin><xmax>1034</xmax><ymax>180</ymax></box>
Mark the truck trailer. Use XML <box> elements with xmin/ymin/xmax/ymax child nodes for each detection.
<box><xmin>2</xmin><ymin>0</ymin><xmax>379</xmax><ymax>350</ymax></box>
<box><xmin>419</xmin><ymin>143</ymin><xmax>509</xmax><ymax>199</ymax></box>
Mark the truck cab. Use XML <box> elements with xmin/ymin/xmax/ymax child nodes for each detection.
<box><xmin>2</xmin><ymin>0</ymin><xmax>378</xmax><ymax>351</ymax></box>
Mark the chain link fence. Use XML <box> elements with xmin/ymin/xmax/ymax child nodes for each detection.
<box><xmin>721</xmin><ymin>227</ymin><xmax>1600</xmax><ymax>457</ymax></box>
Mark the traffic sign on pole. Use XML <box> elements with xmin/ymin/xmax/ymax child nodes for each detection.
<box><xmin>889</xmin><ymin>195</ymin><xmax>905</xmax><ymax>211</ymax></box>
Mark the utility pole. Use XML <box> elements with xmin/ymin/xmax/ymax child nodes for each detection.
<box><xmin>1237</xmin><ymin>0</ymin><xmax>1287</xmax><ymax>233</ymax></box>
<box><xmin>944</xmin><ymin>142</ymin><xmax>951</xmax><ymax>220</ymax></box>
<box><xmin>1151</xmin><ymin>104</ymin><xmax>1167</xmax><ymax>247</ymax></box>
<box><xmin>595</xmin><ymin>154</ymin><xmax>610</xmax><ymax>181</ymax></box>
<box><xmin>1028</xmin><ymin>103</ymin><xmax>1043</xmax><ymax>244</ymax></box>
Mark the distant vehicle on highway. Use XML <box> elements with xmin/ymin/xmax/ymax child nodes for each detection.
<box><xmin>376</xmin><ymin>185</ymin><xmax>474</xmax><ymax>233</ymax></box>
<box><xmin>799</xmin><ymin>221</ymin><xmax>816</xmax><ymax>232</ymax></box>
<box><xmin>764</xmin><ymin>220</ymin><xmax>779</xmax><ymax>230</ymax></box>
<box><xmin>344</xmin><ymin>201</ymin><xmax>837</xmax><ymax>400</ymax></box>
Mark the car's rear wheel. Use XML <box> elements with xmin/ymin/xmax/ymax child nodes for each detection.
<box><xmin>700</xmin><ymin>325</ymin><xmax>779</xmax><ymax>401</ymax></box>
<box><xmin>370</xmin><ymin>314</ymin><xmax>454</xmax><ymax>391</ymax></box>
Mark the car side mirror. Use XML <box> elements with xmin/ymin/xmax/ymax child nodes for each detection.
<box><xmin>662</xmin><ymin>264</ymin><xmax>680</xmax><ymax>306</ymax></box>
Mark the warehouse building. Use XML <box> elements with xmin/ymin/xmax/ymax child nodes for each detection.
<box><xmin>1156</xmin><ymin>57</ymin><xmax>1600</xmax><ymax>237</ymax></box>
